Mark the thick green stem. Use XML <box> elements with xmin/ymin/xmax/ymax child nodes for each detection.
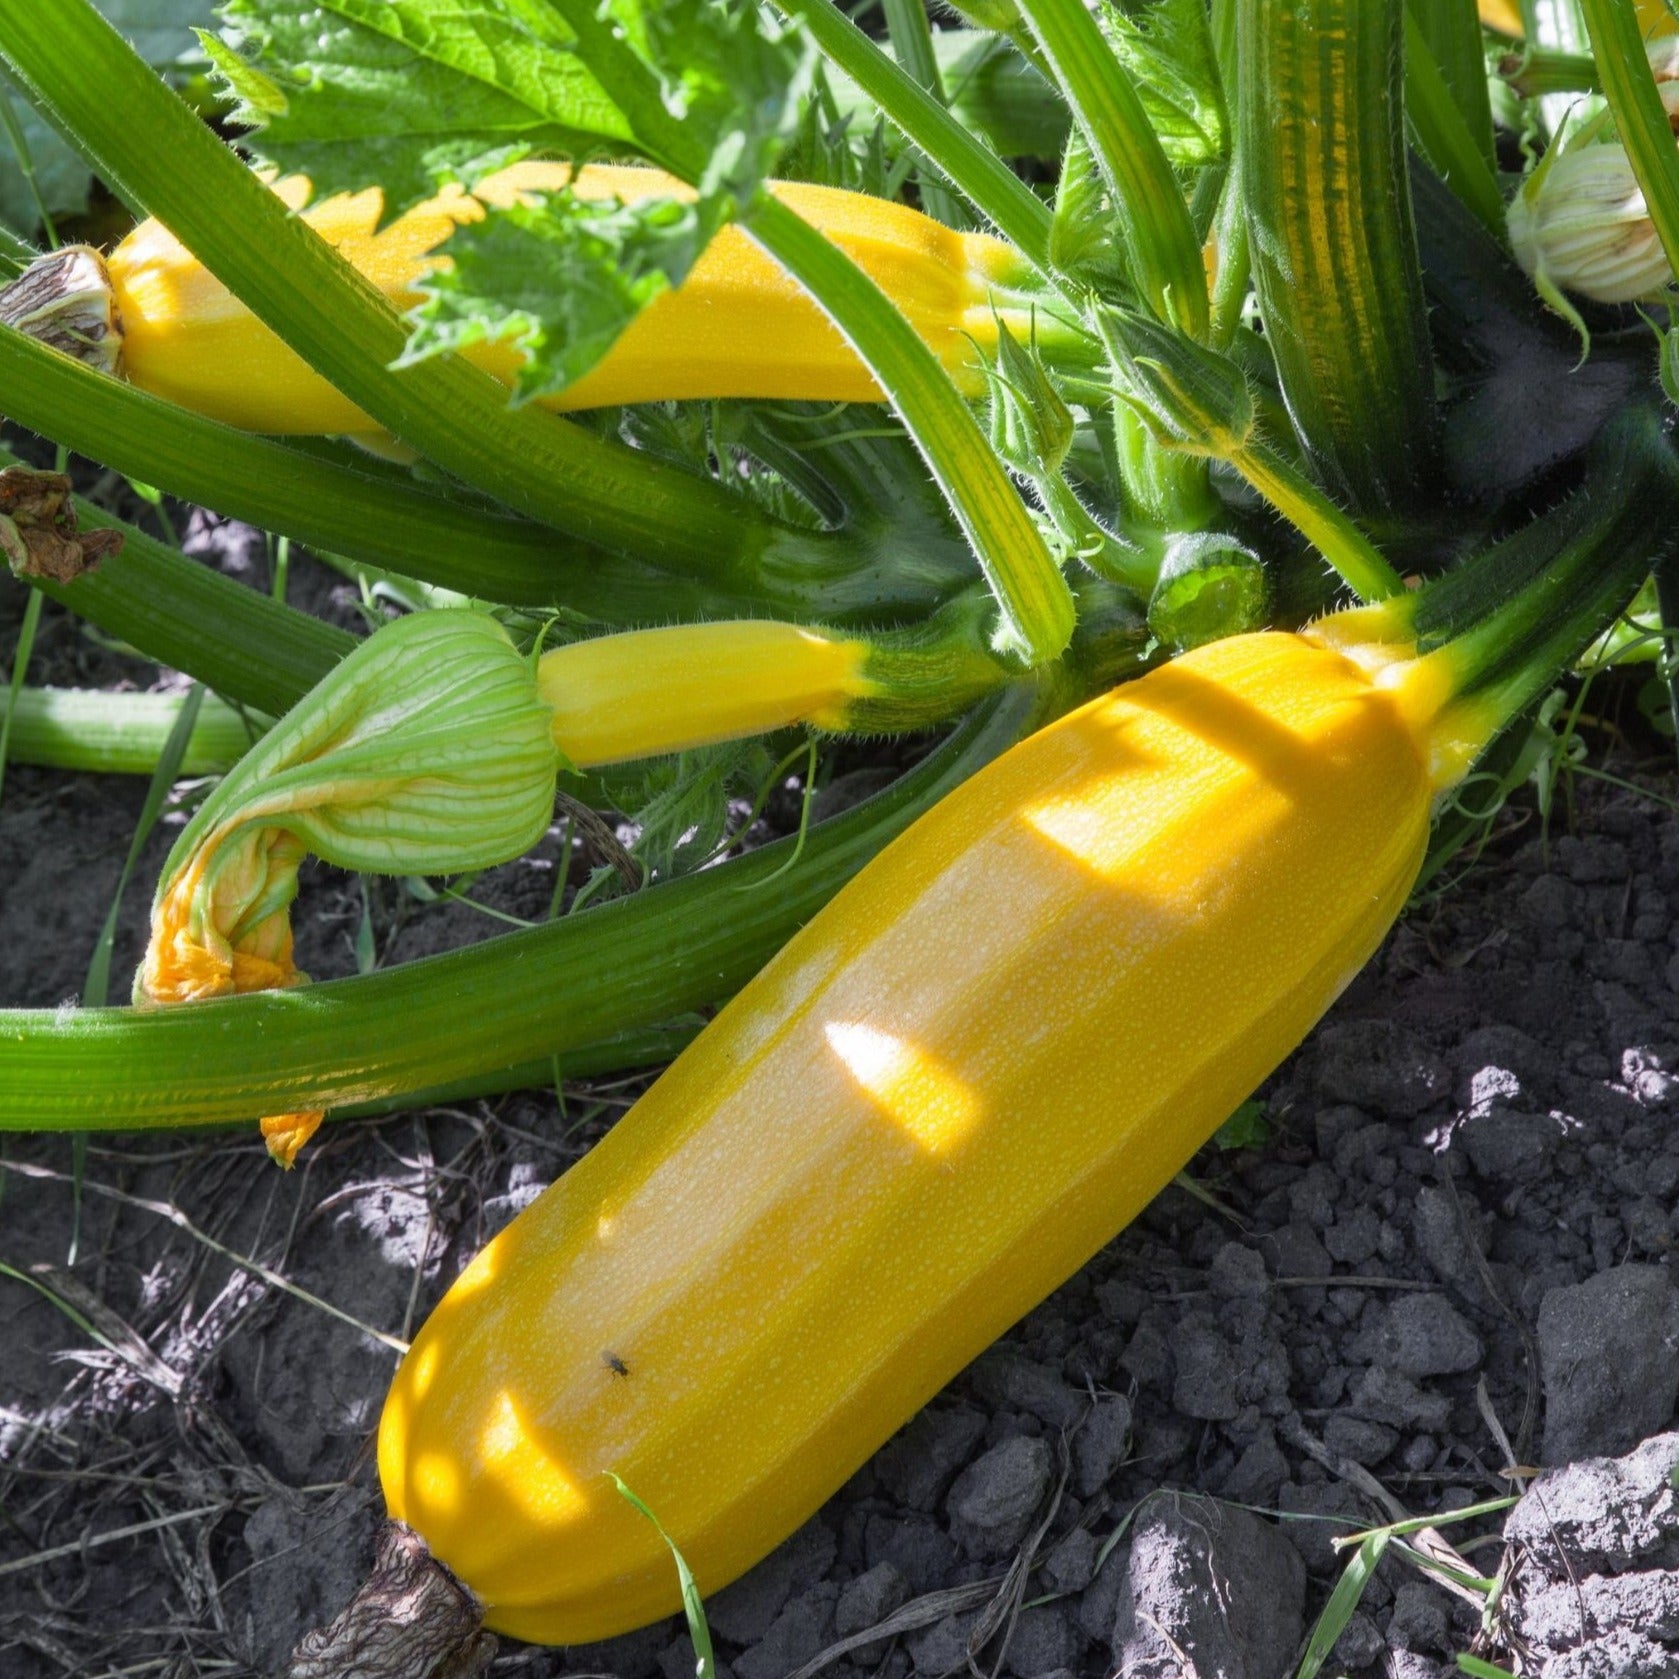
<box><xmin>0</xmin><ymin>324</ymin><xmax>801</xmax><ymax>623</ymax></box>
<box><xmin>1238</xmin><ymin>0</ymin><xmax>1441</xmax><ymax>513</ymax></box>
<box><xmin>1409</xmin><ymin>0</ymin><xmax>1498</xmax><ymax>171</ymax></box>
<box><xmin>1422</xmin><ymin>407</ymin><xmax>1679</xmax><ymax>721</ymax></box>
<box><xmin>773</xmin><ymin>0</ymin><xmax>1057</xmax><ymax>268</ymax></box>
<box><xmin>746</xmin><ymin>196</ymin><xmax>1075</xmax><ymax>665</ymax></box>
<box><xmin>0</xmin><ymin>688</ymin><xmax>1050</xmax><ymax>1128</ymax></box>
<box><xmin>1404</xmin><ymin>11</ymin><xmax>1507</xmax><ymax>240</ymax></box>
<box><xmin>0</xmin><ymin>0</ymin><xmax>804</xmax><ymax>582</ymax></box>
<box><xmin>1579</xmin><ymin>0</ymin><xmax>1679</xmax><ymax>285</ymax></box>
<box><xmin>0</xmin><ymin>685</ymin><xmax>255</xmax><ymax>774</ymax></box>
<box><xmin>1015</xmin><ymin>0</ymin><xmax>1208</xmax><ymax>338</ymax></box>
<box><xmin>1233</xmin><ymin>441</ymin><xmax>1405</xmax><ymax>603</ymax></box>
<box><xmin>881</xmin><ymin>0</ymin><xmax>962</xmax><ymax>227</ymax></box>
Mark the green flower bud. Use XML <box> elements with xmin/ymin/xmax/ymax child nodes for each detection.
<box><xmin>1098</xmin><ymin>306</ymin><xmax>1254</xmax><ymax>459</ymax></box>
<box><xmin>985</xmin><ymin>317</ymin><xmax>1075</xmax><ymax>478</ymax></box>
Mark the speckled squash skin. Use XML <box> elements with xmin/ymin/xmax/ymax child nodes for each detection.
<box><xmin>378</xmin><ymin>629</ymin><xmax>1439</xmax><ymax>1645</ymax></box>
<box><xmin>104</xmin><ymin>163</ymin><xmax>1027</xmax><ymax>431</ymax></box>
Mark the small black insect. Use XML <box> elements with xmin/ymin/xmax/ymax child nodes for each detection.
<box><xmin>601</xmin><ymin>1350</ymin><xmax>630</xmax><ymax>1377</ymax></box>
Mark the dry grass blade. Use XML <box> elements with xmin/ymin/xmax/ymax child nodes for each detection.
<box><xmin>784</xmin><ymin>1580</ymin><xmax>1003</xmax><ymax>1679</ymax></box>
<box><xmin>8</xmin><ymin>1261</ymin><xmax>185</xmax><ymax>1396</ymax></box>
<box><xmin>0</xmin><ymin>1158</ymin><xmax>408</xmax><ymax>1354</ymax></box>
<box><xmin>0</xmin><ymin>1501</ymin><xmax>236</xmax><ymax>1581</ymax></box>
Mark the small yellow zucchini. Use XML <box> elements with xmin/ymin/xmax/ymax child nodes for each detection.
<box><xmin>375</xmin><ymin>623</ymin><xmax>1475</xmax><ymax>1646</ymax></box>
<box><xmin>103</xmin><ymin>163</ymin><xmax>1035</xmax><ymax>431</ymax></box>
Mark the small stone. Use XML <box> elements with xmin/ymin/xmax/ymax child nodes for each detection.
<box><xmin>1274</xmin><ymin>1481</ymin><xmax>1369</xmax><ymax>1577</ymax></box>
<box><xmin>947</xmin><ymin>1436</ymin><xmax>1054</xmax><ymax>1551</ymax></box>
<box><xmin>834</xmin><ymin>1563</ymin><xmax>909</xmax><ymax>1641</ymax></box>
<box><xmin>1412</xmin><ymin>1183</ymin><xmax>1480</xmax><ymax>1286</ymax></box>
<box><xmin>1323</xmin><ymin>1207</ymin><xmax>1382</xmax><ymax>1266</ymax></box>
<box><xmin>1389</xmin><ymin>1581</ymin><xmax>1451</xmax><ymax>1654</ymax></box>
<box><xmin>1458</xmin><ymin>1108</ymin><xmax>1563</xmax><ymax>1181</ymax></box>
<box><xmin>1330</xmin><ymin>1610</ymin><xmax>1384</xmax><ymax>1670</ymax></box>
<box><xmin>967</xmin><ymin>1350</ymin><xmax>1081</xmax><ymax>1431</ymax></box>
<box><xmin>708</xmin><ymin>1520</ymin><xmax>837</xmax><ymax>1645</ymax></box>
<box><xmin>1220</xmin><ymin>1429</ymin><xmax>1289</xmax><ymax>1505</ymax></box>
<box><xmin>1259</xmin><ymin>1221</ymin><xmax>1334</xmax><ymax>1283</ymax></box>
<box><xmin>1074</xmin><ymin>1394</ymin><xmax>1132</xmax><ymax>1497</ymax></box>
<box><xmin>1347</xmin><ymin>1365</ymin><xmax>1452</xmax><ymax>1431</ymax></box>
<box><xmin>1505</xmin><ymin>1432</ymin><xmax>1679</xmax><ymax>1573</ymax></box>
<box><xmin>1077</xmin><ymin>1542</ymin><xmax>1129</xmax><ymax>1644</ymax></box>
<box><xmin>904</xmin><ymin>1611</ymin><xmax>975</xmax><ymax>1677</ymax></box>
<box><xmin>1457</xmin><ymin>1025</ymin><xmax>1545</xmax><ymax>1099</ymax></box>
<box><xmin>1537</xmin><ymin>1266</ymin><xmax>1679</xmax><ymax>1464</ymax></box>
<box><xmin>738</xmin><ymin>1593</ymin><xmax>842</xmax><ymax>1679</ymax></box>
<box><xmin>1353</xmin><ymin>1294</ymin><xmax>1482</xmax><ymax>1379</ymax></box>
<box><xmin>1040</xmin><ymin>1527</ymin><xmax>1097</xmax><ymax>1594</ymax></box>
<box><xmin>1521</xmin><ymin>874</ymin><xmax>1577</xmax><ymax>928</ymax></box>
<box><xmin>1385</xmin><ymin>1657</ymin><xmax>1447</xmax><ymax>1679</ymax></box>
<box><xmin>1118</xmin><ymin>1314</ymin><xmax>1175</xmax><ymax>1391</ymax></box>
<box><xmin>1111</xmin><ymin>1496</ymin><xmax>1305</xmax><ymax>1676</ymax></box>
<box><xmin>1542</xmin><ymin>1628</ymin><xmax>1677</xmax><ymax>1679</ymax></box>
<box><xmin>1556</xmin><ymin>835</ymin><xmax>1628</xmax><ymax>883</ymax></box>
<box><xmin>1312</xmin><ymin>1020</ymin><xmax>1450</xmax><ymax>1118</ymax></box>
<box><xmin>863</xmin><ymin>1515</ymin><xmax>958</xmax><ymax>1595</ymax></box>
<box><xmin>1323</xmin><ymin>1413</ymin><xmax>1398</xmax><ymax>1465</ymax></box>
<box><xmin>1208</xmin><ymin>1241</ymin><xmax>1269</xmax><ymax>1299</ymax></box>
<box><xmin>1170</xmin><ymin>1317</ymin><xmax>1240</xmax><ymax>1421</ymax></box>
<box><xmin>1002</xmin><ymin>1604</ymin><xmax>1082</xmax><ymax>1678</ymax></box>
<box><xmin>874</xmin><ymin>1406</ymin><xmax>987</xmax><ymax>1513</ymax></box>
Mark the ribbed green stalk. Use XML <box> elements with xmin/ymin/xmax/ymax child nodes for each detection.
<box><xmin>1579</xmin><ymin>0</ymin><xmax>1679</xmax><ymax>284</ymax></box>
<box><xmin>0</xmin><ymin>450</ymin><xmax>353</xmax><ymax>717</ymax></box>
<box><xmin>1238</xmin><ymin>0</ymin><xmax>1441</xmax><ymax>512</ymax></box>
<box><xmin>1410</xmin><ymin>0</ymin><xmax>1498</xmax><ymax>171</ymax></box>
<box><xmin>881</xmin><ymin>0</ymin><xmax>961</xmax><ymax>226</ymax></box>
<box><xmin>0</xmin><ymin>688</ymin><xmax>1049</xmax><ymax>1128</ymax></box>
<box><xmin>1404</xmin><ymin>12</ymin><xmax>1507</xmax><ymax>239</ymax></box>
<box><xmin>0</xmin><ymin>0</ymin><xmax>809</xmax><ymax>583</ymax></box>
<box><xmin>0</xmin><ymin>325</ymin><xmax>814</xmax><ymax>624</ymax></box>
<box><xmin>773</xmin><ymin>0</ymin><xmax>1057</xmax><ymax>268</ymax></box>
<box><xmin>1014</xmin><ymin>0</ymin><xmax>1208</xmax><ymax>339</ymax></box>
<box><xmin>0</xmin><ymin>685</ymin><xmax>255</xmax><ymax>774</ymax></box>
<box><xmin>1419</xmin><ymin>408</ymin><xmax>1679</xmax><ymax>711</ymax></box>
<box><xmin>0</xmin><ymin>219</ymin><xmax>32</xmax><ymax>277</ymax></box>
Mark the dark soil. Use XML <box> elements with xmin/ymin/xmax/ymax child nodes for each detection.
<box><xmin>6</xmin><ymin>515</ymin><xmax>1679</xmax><ymax>1679</ymax></box>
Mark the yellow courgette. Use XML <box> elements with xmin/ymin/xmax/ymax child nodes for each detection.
<box><xmin>373</xmin><ymin>621</ymin><xmax>1482</xmax><ymax>1646</ymax></box>
<box><xmin>101</xmin><ymin>163</ymin><xmax>1035</xmax><ymax>431</ymax></box>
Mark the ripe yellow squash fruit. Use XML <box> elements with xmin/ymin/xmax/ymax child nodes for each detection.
<box><xmin>377</xmin><ymin>624</ymin><xmax>1476</xmax><ymax>1646</ymax></box>
<box><xmin>103</xmin><ymin>163</ymin><xmax>1034</xmax><ymax>432</ymax></box>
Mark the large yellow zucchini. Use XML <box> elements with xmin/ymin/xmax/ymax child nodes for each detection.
<box><xmin>377</xmin><ymin>625</ymin><xmax>1467</xmax><ymax>1645</ymax></box>
<box><xmin>104</xmin><ymin>163</ymin><xmax>1033</xmax><ymax>431</ymax></box>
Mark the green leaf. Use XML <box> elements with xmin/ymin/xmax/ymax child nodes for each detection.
<box><xmin>403</xmin><ymin>187</ymin><xmax>716</xmax><ymax>400</ymax></box>
<box><xmin>209</xmin><ymin>0</ymin><xmax>634</xmax><ymax>217</ymax></box>
<box><xmin>1099</xmin><ymin>0</ymin><xmax>1226</xmax><ymax>169</ymax></box>
<box><xmin>1212</xmin><ymin>1097</ymin><xmax>1270</xmax><ymax>1152</ymax></box>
